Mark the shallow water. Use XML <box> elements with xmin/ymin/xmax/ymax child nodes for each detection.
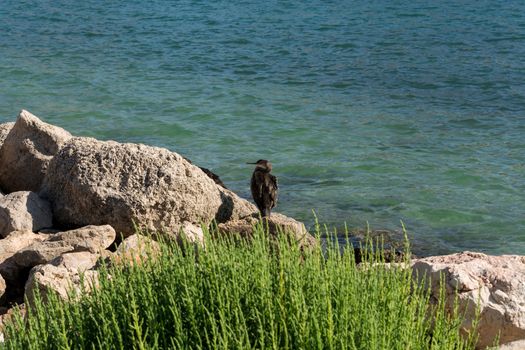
<box><xmin>1</xmin><ymin>0</ymin><xmax>524</xmax><ymax>255</ymax></box>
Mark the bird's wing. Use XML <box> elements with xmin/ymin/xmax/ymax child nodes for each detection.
<box><xmin>251</xmin><ymin>172</ymin><xmax>265</xmax><ymax>206</ymax></box>
<box><xmin>267</xmin><ymin>174</ymin><xmax>278</xmax><ymax>209</ymax></box>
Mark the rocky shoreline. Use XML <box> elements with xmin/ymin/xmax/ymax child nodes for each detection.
<box><xmin>0</xmin><ymin>110</ymin><xmax>524</xmax><ymax>348</ymax></box>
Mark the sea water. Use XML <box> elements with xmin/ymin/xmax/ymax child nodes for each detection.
<box><xmin>1</xmin><ymin>0</ymin><xmax>524</xmax><ymax>255</ymax></box>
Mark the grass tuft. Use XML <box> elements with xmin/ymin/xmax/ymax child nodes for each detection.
<box><xmin>1</xmin><ymin>222</ymin><xmax>476</xmax><ymax>349</ymax></box>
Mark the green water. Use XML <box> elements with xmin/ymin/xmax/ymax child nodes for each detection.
<box><xmin>1</xmin><ymin>0</ymin><xmax>524</xmax><ymax>255</ymax></box>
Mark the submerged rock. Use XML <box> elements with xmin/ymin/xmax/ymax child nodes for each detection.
<box><xmin>0</xmin><ymin>110</ymin><xmax>72</xmax><ymax>193</ymax></box>
<box><xmin>41</xmin><ymin>137</ymin><xmax>255</xmax><ymax>239</ymax></box>
<box><xmin>0</xmin><ymin>191</ymin><xmax>52</xmax><ymax>238</ymax></box>
<box><xmin>412</xmin><ymin>252</ymin><xmax>525</xmax><ymax>348</ymax></box>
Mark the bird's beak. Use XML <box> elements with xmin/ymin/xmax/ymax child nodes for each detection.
<box><xmin>246</xmin><ymin>162</ymin><xmax>257</xmax><ymax>164</ymax></box>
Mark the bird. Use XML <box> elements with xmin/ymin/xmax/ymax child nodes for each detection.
<box><xmin>247</xmin><ymin>159</ymin><xmax>278</xmax><ymax>217</ymax></box>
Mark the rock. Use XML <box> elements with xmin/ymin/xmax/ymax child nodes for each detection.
<box><xmin>0</xmin><ymin>191</ymin><xmax>53</xmax><ymax>238</ymax></box>
<box><xmin>113</xmin><ymin>234</ymin><xmax>161</xmax><ymax>266</ymax></box>
<box><xmin>412</xmin><ymin>252</ymin><xmax>525</xmax><ymax>348</ymax></box>
<box><xmin>0</xmin><ymin>110</ymin><xmax>72</xmax><ymax>193</ymax></box>
<box><xmin>48</xmin><ymin>225</ymin><xmax>116</xmax><ymax>253</ymax></box>
<box><xmin>180</xmin><ymin>222</ymin><xmax>204</xmax><ymax>243</ymax></box>
<box><xmin>13</xmin><ymin>225</ymin><xmax>116</xmax><ymax>268</ymax></box>
<box><xmin>215</xmin><ymin>187</ymin><xmax>258</xmax><ymax>223</ymax></box>
<box><xmin>0</xmin><ymin>275</ymin><xmax>5</xmax><ymax>302</ymax></box>
<box><xmin>0</xmin><ymin>231</ymin><xmax>46</xmax><ymax>264</ymax></box>
<box><xmin>0</xmin><ymin>122</ymin><xmax>14</xmax><ymax>149</ymax></box>
<box><xmin>0</xmin><ymin>231</ymin><xmax>46</xmax><ymax>301</ymax></box>
<box><xmin>25</xmin><ymin>264</ymin><xmax>99</xmax><ymax>303</ymax></box>
<box><xmin>49</xmin><ymin>251</ymin><xmax>100</xmax><ymax>273</ymax></box>
<box><xmin>13</xmin><ymin>241</ymin><xmax>80</xmax><ymax>268</ymax></box>
<box><xmin>217</xmin><ymin>213</ymin><xmax>317</xmax><ymax>248</ymax></box>
<box><xmin>499</xmin><ymin>339</ymin><xmax>525</xmax><ymax>350</ymax></box>
<box><xmin>25</xmin><ymin>247</ymin><xmax>101</xmax><ymax>304</ymax></box>
<box><xmin>41</xmin><ymin>137</ymin><xmax>255</xmax><ymax>238</ymax></box>
<box><xmin>181</xmin><ymin>156</ymin><xmax>227</xmax><ymax>189</ymax></box>
<box><xmin>199</xmin><ymin>167</ymin><xmax>227</xmax><ymax>189</ymax></box>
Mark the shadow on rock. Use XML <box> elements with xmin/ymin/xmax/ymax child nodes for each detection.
<box><xmin>215</xmin><ymin>192</ymin><xmax>234</xmax><ymax>223</ymax></box>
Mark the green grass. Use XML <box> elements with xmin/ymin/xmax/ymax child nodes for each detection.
<box><xmin>1</xmin><ymin>223</ymin><xmax>477</xmax><ymax>349</ymax></box>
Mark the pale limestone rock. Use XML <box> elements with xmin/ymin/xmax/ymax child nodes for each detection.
<box><xmin>13</xmin><ymin>225</ymin><xmax>116</xmax><ymax>268</ymax></box>
<box><xmin>0</xmin><ymin>122</ymin><xmax>14</xmax><ymax>152</ymax></box>
<box><xmin>0</xmin><ymin>231</ymin><xmax>46</xmax><ymax>298</ymax></box>
<box><xmin>412</xmin><ymin>252</ymin><xmax>525</xmax><ymax>348</ymax></box>
<box><xmin>41</xmin><ymin>137</ymin><xmax>254</xmax><ymax>238</ymax></box>
<box><xmin>25</xmin><ymin>264</ymin><xmax>99</xmax><ymax>302</ymax></box>
<box><xmin>498</xmin><ymin>339</ymin><xmax>525</xmax><ymax>350</ymax></box>
<box><xmin>217</xmin><ymin>213</ymin><xmax>317</xmax><ymax>248</ymax></box>
<box><xmin>0</xmin><ymin>231</ymin><xmax>46</xmax><ymax>262</ymax></box>
<box><xmin>0</xmin><ymin>110</ymin><xmax>72</xmax><ymax>192</ymax></box>
<box><xmin>0</xmin><ymin>275</ymin><xmax>5</xmax><ymax>302</ymax></box>
<box><xmin>48</xmin><ymin>225</ymin><xmax>116</xmax><ymax>253</ymax></box>
<box><xmin>113</xmin><ymin>234</ymin><xmax>160</xmax><ymax>266</ymax></box>
<box><xmin>49</xmin><ymin>251</ymin><xmax>100</xmax><ymax>273</ymax></box>
<box><xmin>25</xmin><ymin>247</ymin><xmax>101</xmax><ymax>304</ymax></box>
<box><xmin>0</xmin><ymin>191</ymin><xmax>52</xmax><ymax>238</ymax></box>
<box><xmin>180</xmin><ymin>222</ymin><xmax>204</xmax><ymax>243</ymax></box>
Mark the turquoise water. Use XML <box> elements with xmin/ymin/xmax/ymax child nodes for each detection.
<box><xmin>1</xmin><ymin>1</ymin><xmax>524</xmax><ymax>255</ymax></box>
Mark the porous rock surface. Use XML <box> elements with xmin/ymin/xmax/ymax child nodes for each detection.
<box><xmin>0</xmin><ymin>191</ymin><xmax>53</xmax><ymax>238</ymax></box>
<box><xmin>0</xmin><ymin>110</ymin><xmax>72</xmax><ymax>193</ymax></box>
<box><xmin>0</xmin><ymin>230</ymin><xmax>46</xmax><ymax>299</ymax></box>
<box><xmin>0</xmin><ymin>109</ymin><xmax>317</xmax><ymax>321</ymax></box>
<box><xmin>41</xmin><ymin>137</ymin><xmax>254</xmax><ymax>238</ymax></box>
<box><xmin>49</xmin><ymin>251</ymin><xmax>100</xmax><ymax>272</ymax></box>
<box><xmin>25</xmin><ymin>261</ymin><xmax>99</xmax><ymax>303</ymax></box>
<box><xmin>217</xmin><ymin>213</ymin><xmax>317</xmax><ymax>248</ymax></box>
<box><xmin>0</xmin><ymin>122</ymin><xmax>14</xmax><ymax>149</ymax></box>
<box><xmin>113</xmin><ymin>234</ymin><xmax>161</xmax><ymax>266</ymax></box>
<box><xmin>412</xmin><ymin>252</ymin><xmax>525</xmax><ymax>349</ymax></box>
<box><xmin>13</xmin><ymin>225</ymin><xmax>116</xmax><ymax>268</ymax></box>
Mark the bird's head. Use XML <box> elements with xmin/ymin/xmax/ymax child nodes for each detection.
<box><xmin>247</xmin><ymin>159</ymin><xmax>272</xmax><ymax>172</ymax></box>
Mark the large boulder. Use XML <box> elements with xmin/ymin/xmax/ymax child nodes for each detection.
<box><xmin>0</xmin><ymin>110</ymin><xmax>72</xmax><ymax>193</ymax></box>
<box><xmin>41</xmin><ymin>137</ymin><xmax>255</xmax><ymax>238</ymax></box>
<box><xmin>0</xmin><ymin>191</ymin><xmax>53</xmax><ymax>238</ymax></box>
<box><xmin>13</xmin><ymin>225</ymin><xmax>116</xmax><ymax>268</ymax></box>
<box><xmin>412</xmin><ymin>252</ymin><xmax>525</xmax><ymax>348</ymax></box>
<box><xmin>0</xmin><ymin>122</ymin><xmax>14</xmax><ymax>150</ymax></box>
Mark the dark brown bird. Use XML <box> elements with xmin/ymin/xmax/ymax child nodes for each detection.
<box><xmin>248</xmin><ymin>159</ymin><xmax>278</xmax><ymax>217</ymax></box>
